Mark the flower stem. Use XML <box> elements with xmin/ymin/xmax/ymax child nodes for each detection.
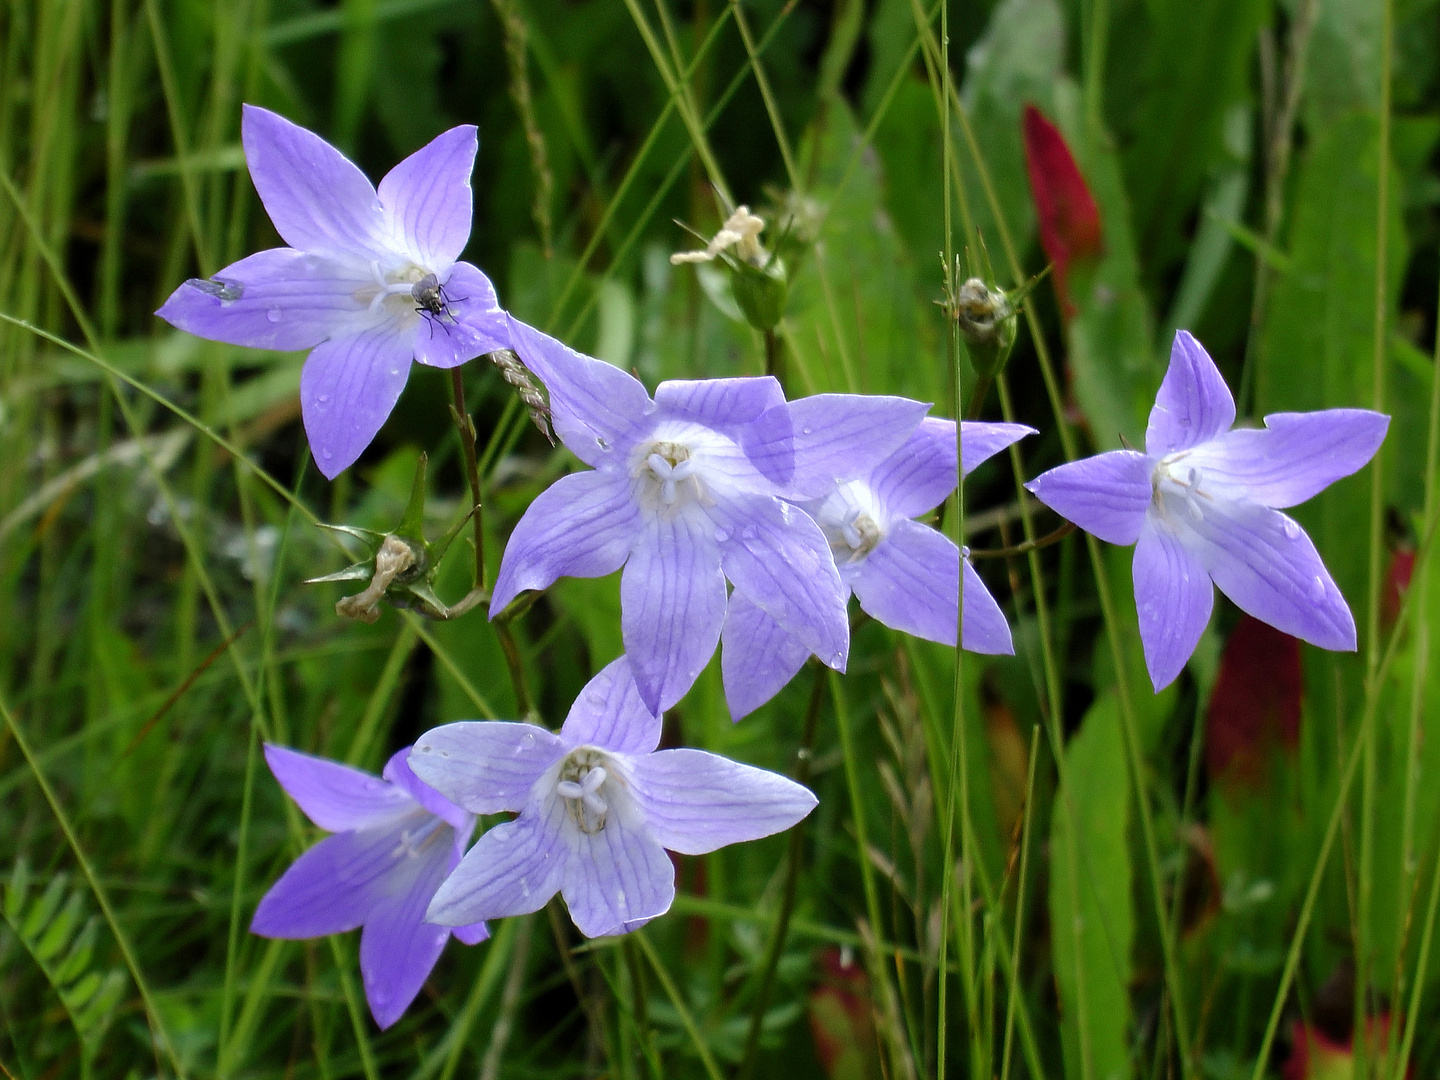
<box><xmin>966</xmin><ymin>371</ymin><xmax>995</xmax><ymax>421</ymax></box>
<box><xmin>449</xmin><ymin>367</ymin><xmax>487</xmax><ymax>593</ymax></box>
<box><xmin>966</xmin><ymin>520</ymin><xmax>1076</xmax><ymax>561</ymax></box>
<box><xmin>764</xmin><ymin>327</ymin><xmax>785</xmax><ymax>387</ymax></box>
<box><xmin>494</xmin><ymin>612</ymin><xmax>533</xmax><ymax>719</ymax></box>
<box><xmin>735</xmin><ymin>659</ymin><xmax>826</xmax><ymax>1080</ymax></box>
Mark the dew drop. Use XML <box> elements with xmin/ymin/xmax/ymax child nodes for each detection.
<box><xmin>317</xmin><ymin>393</ymin><xmax>329</xmax><ymax>403</ymax></box>
<box><xmin>596</xmin><ymin>437</ymin><xmax>610</xmax><ymax>451</ymax></box>
<box><xmin>322</xmin><ymin>449</ymin><xmax>334</xmax><ymax>460</ymax></box>
<box><xmin>829</xmin><ymin>651</ymin><xmax>845</xmax><ymax>668</ymax></box>
<box><xmin>741</xmin><ymin>526</ymin><xmax>757</xmax><ymax>541</ymax></box>
<box><xmin>1311</xmin><ymin>575</ymin><xmax>1327</xmax><ymax>601</ymax></box>
<box><xmin>802</xmin><ymin>426</ymin><xmax>813</xmax><ymax>435</ymax></box>
<box><xmin>1282</xmin><ymin>518</ymin><xmax>1300</xmax><ymax>540</ymax></box>
<box><xmin>713</xmin><ymin>526</ymin><xmax>730</xmax><ymax>542</ymax></box>
<box><xmin>266</xmin><ymin>307</ymin><xmax>281</xmax><ymax>322</ymax></box>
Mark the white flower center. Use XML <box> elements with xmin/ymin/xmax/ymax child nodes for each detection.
<box><xmin>814</xmin><ymin>481</ymin><xmax>886</xmax><ymax>564</ymax></box>
<box><xmin>357</xmin><ymin>260</ymin><xmax>446</xmax><ymax>324</ymax></box>
<box><xmin>389</xmin><ymin>813</ymin><xmax>446</xmax><ymax>860</ymax></box>
<box><xmin>555</xmin><ymin>747</ymin><xmax>617</xmax><ymax>834</ymax></box>
<box><xmin>1151</xmin><ymin>451</ymin><xmax>1212</xmax><ymax>524</ymax></box>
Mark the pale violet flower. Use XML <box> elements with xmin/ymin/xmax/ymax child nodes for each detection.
<box><xmin>157</xmin><ymin>105</ymin><xmax>509</xmax><ymax>478</ymax></box>
<box><xmin>409</xmin><ymin>657</ymin><xmax>817</xmax><ymax>938</ymax></box>
<box><xmin>723</xmin><ymin>417</ymin><xmax>1035</xmax><ymax>719</ymax></box>
<box><xmin>250</xmin><ymin>745</ymin><xmax>487</xmax><ymax>1029</ymax></box>
<box><xmin>492</xmin><ymin>317</ymin><xmax>929</xmax><ymax>713</ymax></box>
<box><xmin>1026</xmin><ymin>330</ymin><xmax>1389</xmax><ymax>691</ymax></box>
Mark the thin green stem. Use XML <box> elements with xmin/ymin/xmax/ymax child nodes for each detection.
<box><xmin>1000</xmin><ymin>724</ymin><xmax>1042</xmax><ymax>1080</ymax></box>
<box><xmin>449</xmin><ymin>368</ymin><xmax>487</xmax><ymax>593</ymax></box>
<box><xmin>968</xmin><ymin>521</ymin><xmax>1076</xmax><ymax>561</ymax></box>
<box><xmin>635</xmin><ymin>930</ymin><xmax>725</xmax><ymax>1080</ymax></box>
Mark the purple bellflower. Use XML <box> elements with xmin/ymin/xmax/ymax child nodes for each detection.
<box><xmin>409</xmin><ymin>657</ymin><xmax>818</xmax><ymax>938</ymax></box>
<box><xmin>157</xmin><ymin>105</ymin><xmax>509</xmax><ymax>479</ymax></box>
<box><xmin>251</xmin><ymin>745</ymin><xmax>487</xmax><ymax>1029</ymax></box>
<box><xmin>1026</xmin><ymin>330</ymin><xmax>1389</xmax><ymax>691</ymax></box>
<box><xmin>491</xmin><ymin>317</ymin><xmax>930</xmax><ymax>713</ymax></box>
<box><xmin>722</xmin><ymin>417</ymin><xmax>1035</xmax><ymax>719</ymax></box>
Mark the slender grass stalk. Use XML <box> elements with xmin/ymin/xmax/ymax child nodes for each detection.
<box><xmin>1000</xmin><ymin>724</ymin><xmax>1042</xmax><ymax>1080</ymax></box>
<box><xmin>635</xmin><ymin>930</ymin><xmax>725</xmax><ymax>1080</ymax></box>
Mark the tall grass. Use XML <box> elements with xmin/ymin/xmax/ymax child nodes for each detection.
<box><xmin>0</xmin><ymin>0</ymin><xmax>1438</xmax><ymax>1077</ymax></box>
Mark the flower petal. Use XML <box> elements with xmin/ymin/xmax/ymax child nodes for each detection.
<box><xmin>851</xmin><ymin>519</ymin><xmax>960</xmax><ymax>646</ymax></box>
<box><xmin>654</xmin><ymin>377</ymin><xmax>785</xmax><ymax>428</ymax></box>
<box><xmin>155</xmin><ymin>248</ymin><xmax>372</xmax><ymax>352</ymax></box>
<box><xmin>358</xmin><ymin>834</ymin><xmax>456</xmax><ymax>1029</ymax></box>
<box><xmin>1183</xmin><ymin>499</ymin><xmax>1356</xmax><ymax>651</ymax></box>
<box><xmin>785</xmin><ymin>394</ymin><xmax>931</xmax><ymax>499</ymax></box>
<box><xmin>560</xmin><ymin>657</ymin><xmax>664</xmax><ymax>755</ymax></box>
<box><xmin>263</xmin><ymin>744</ymin><xmax>412</xmax><ymax>831</ymax></box>
<box><xmin>489</xmin><ymin>469</ymin><xmax>640</xmax><ymax>613</ymax></box>
<box><xmin>720</xmin><ymin>591</ymin><xmax>812</xmax><ymax>721</ymax></box>
<box><xmin>631</xmin><ymin>748</ymin><xmax>817</xmax><ymax>855</ymax></box>
<box><xmin>426</xmin><ymin>794</ymin><xmax>568</xmax><ymax>927</ymax></box>
<box><xmin>621</xmin><ymin>513</ymin><xmax>727</xmax><ymax>713</ymax></box>
<box><xmin>1145</xmin><ymin>330</ymin><xmax>1236</xmax><ymax>456</ymax></box>
<box><xmin>452</xmin><ymin>921</ymin><xmax>490</xmax><ymax>946</ymax></box>
<box><xmin>506</xmin><ymin>316</ymin><xmax>654</xmax><ymax>466</ymax></box>
<box><xmin>962</xmin><ymin>559</ymin><xmax>1015</xmax><ymax>655</ymax></box>
<box><xmin>409</xmin><ymin>722</ymin><xmax>565</xmax><ymax>815</ymax></box>
<box><xmin>1133</xmin><ymin>518</ymin><xmax>1214</xmax><ymax>691</ymax></box>
<box><xmin>1186</xmin><ymin>409</ymin><xmax>1390</xmax><ymax>509</ymax></box>
<box><xmin>412</xmin><ymin>262</ymin><xmax>511</xmax><ymax>369</ymax></box>
<box><xmin>241</xmin><ymin>105</ymin><xmax>387</xmax><ymax>258</ymax></box>
<box><xmin>715</xmin><ymin>493</ymin><xmax>849</xmax><ymax>669</ymax></box>
<box><xmin>868</xmin><ymin>417</ymin><xmax>958</xmax><ymax>519</ymax></box>
<box><xmin>1025</xmin><ymin>450</ymin><xmax>1152</xmax><ymax>545</ymax></box>
<box><xmin>962</xmin><ymin>420</ymin><xmax>1037</xmax><ymax>477</ymax></box>
<box><xmin>559</xmin><ymin>797</ymin><xmax>675</xmax><ymax>937</ymax></box>
<box><xmin>250</xmin><ymin>821</ymin><xmax>415</xmax><ymax>937</ymax></box>
<box><xmin>381</xmin><ymin>747</ymin><xmax>475</xmax><ymax>833</ymax></box>
<box><xmin>301</xmin><ymin>318</ymin><xmax>415</xmax><ymax>479</ymax></box>
<box><xmin>377</xmin><ymin>125</ymin><xmax>477</xmax><ymax>272</ymax></box>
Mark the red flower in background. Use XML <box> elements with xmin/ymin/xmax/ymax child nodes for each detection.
<box><xmin>1022</xmin><ymin>104</ymin><xmax>1103</xmax><ymax>319</ymax></box>
<box><xmin>1206</xmin><ymin>614</ymin><xmax>1303</xmax><ymax>786</ymax></box>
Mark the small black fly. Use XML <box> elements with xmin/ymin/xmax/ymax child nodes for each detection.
<box><xmin>411</xmin><ymin>273</ymin><xmax>468</xmax><ymax>338</ymax></box>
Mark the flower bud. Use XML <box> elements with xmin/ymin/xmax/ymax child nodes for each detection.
<box><xmin>671</xmin><ymin>206</ymin><xmax>792</xmax><ymax>332</ymax></box>
<box><xmin>953</xmin><ymin>277</ymin><xmax>1018</xmax><ymax>378</ymax></box>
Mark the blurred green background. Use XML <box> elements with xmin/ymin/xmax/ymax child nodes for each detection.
<box><xmin>0</xmin><ymin>0</ymin><xmax>1438</xmax><ymax>1077</ymax></box>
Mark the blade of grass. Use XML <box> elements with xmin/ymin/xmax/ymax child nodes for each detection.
<box><xmin>634</xmin><ymin>930</ymin><xmax>724</xmax><ymax>1080</ymax></box>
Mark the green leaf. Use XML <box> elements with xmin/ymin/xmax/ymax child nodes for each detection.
<box><xmin>1050</xmin><ymin>693</ymin><xmax>1134</xmax><ymax>1080</ymax></box>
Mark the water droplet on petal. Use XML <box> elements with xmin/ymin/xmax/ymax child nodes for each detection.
<box><xmin>713</xmin><ymin>527</ymin><xmax>730</xmax><ymax>542</ymax></box>
<box><xmin>802</xmin><ymin>426</ymin><xmax>813</xmax><ymax>435</ymax></box>
<box><xmin>1311</xmin><ymin>575</ymin><xmax>1327</xmax><ymax>601</ymax></box>
<box><xmin>741</xmin><ymin>526</ymin><xmax>757</xmax><ymax>541</ymax></box>
<box><xmin>829</xmin><ymin>651</ymin><xmax>845</xmax><ymax>667</ymax></box>
<box><xmin>1283</xmin><ymin>518</ymin><xmax>1300</xmax><ymax>540</ymax></box>
<box><xmin>596</xmin><ymin>437</ymin><xmax>609</xmax><ymax>451</ymax></box>
<box><xmin>322</xmin><ymin>449</ymin><xmax>334</xmax><ymax>459</ymax></box>
<box><xmin>317</xmin><ymin>393</ymin><xmax>329</xmax><ymax>403</ymax></box>
<box><xmin>266</xmin><ymin>308</ymin><xmax>281</xmax><ymax>322</ymax></box>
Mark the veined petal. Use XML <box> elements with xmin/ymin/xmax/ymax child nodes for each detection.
<box><xmin>251</xmin><ymin>822</ymin><xmax>414</xmax><ymax>937</ymax></box>
<box><xmin>560</xmin><ymin>657</ymin><xmax>663</xmax><ymax>755</ymax></box>
<box><xmin>1186</xmin><ymin>409</ymin><xmax>1389</xmax><ymax>509</ymax></box>
<box><xmin>382</xmin><ymin>747</ymin><xmax>474</xmax><ymax>833</ymax></box>
<box><xmin>654</xmin><ymin>377</ymin><xmax>785</xmax><ymax>427</ymax></box>
<box><xmin>1133</xmin><ymin>518</ymin><xmax>1214</xmax><ymax>691</ymax></box>
<box><xmin>1184</xmin><ymin>499</ymin><xmax>1356</xmax><ymax>651</ymax></box>
<box><xmin>961</xmin><ymin>559</ymin><xmax>1014</xmax><ymax>655</ymax></box>
<box><xmin>452</xmin><ymin>921</ymin><xmax>490</xmax><ymax>946</ymax></box>
<box><xmin>621</xmin><ymin>513</ymin><xmax>727</xmax><ymax>713</ymax></box>
<box><xmin>631</xmin><ymin>749</ymin><xmax>817</xmax><ymax>855</ymax></box>
<box><xmin>156</xmin><ymin>248</ymin><xmax>373</xmax><ymax>352</ymax></box>
<box><xmin>785</xmin><ymin>394</ymin><xmax>931</xmax><ymax>499</ymax></box>
<box><xmin>851</xmin><ymin>519</ymin><xmax>959</xmax><ymax>646</ymax></box>
<box><xmin>358</xmin><ymin>831</ymin><xmax>456</xmax><ymax>1029</ymax></box>
<box><xmin>559</xmin><ymin>795</ymin><xmax>675</xmax><ymax>937</ymax></box>
<box><xmin>961</xmin><ymin>420</ymin><xmax>1037</xmax><ymax>477</ymax></box>
<box><xmin>720</xmin><ymin>591</ymin><xmax>812</xmax><ymax>721</ymax></box>
<box><xmin>489</xmin><ymin>469</ymin><xmax>640</xmax><ymax>613</ymax></box>
<box><xmin>426</xmin><ymin>793</ymin><xmax>568</xmax><ymax>927</ymax></box>
<box><xmin>1025</xmin><ymin>450</ymin><xmax>1152</xmax><ymax>545</ymax></box>
<box><xmin>241</xmin><ymin>105</ymin><xmax>387</xmax><ymax>258</ymax></box>
<box><xmin>715</xmin><ymin>493</ymin><xmax>849</xmax><ymax>669</ymax></box>
<box><xmin>869</xmin><ymin>417</ymin><xmax>958</xmax><ymax>519</ymax></box>
<box><xmin>263</xmin><ymin>744</ymin><xmax>412</xmax><ymax>831</ymax></box>
<box><xmin>378</xmin><ymin>125</ymin><xmax>477</xmax><ymax>272</ymax></box>
<box><xmin>413</xmin><ymin>263</ymin><xmax>511</xmax><ymax>369</ymax></box>
<box><xmin>301</xmin><ymin>318</ymin><xmax>415</xmax><ymax>479</ymax></box>
<box><xmin>507</xmin><ymin>317</ymin><xmax>654</xmax><ymax>466</ymax></box>
<box><xmin>1145</xmin><ymin>330</ymin><xmax>1236</xmax><ymax>456</ymax></box>
<box><xmin>410</xmin><ymin>723</ymin><xmax>566</xmax><ymax>815</ymax></box>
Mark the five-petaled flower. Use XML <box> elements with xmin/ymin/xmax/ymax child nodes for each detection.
<box><xmin>722</xmin><ymin>417</ymin><xmax>1036</xmax><ymax>719</ymax></box>
<box><xmin>491</xmin><ymin>317</ymin><xmax>930</xmax><ymax>713</ymax></box>
<box><xmin>250</xmin><ymin>744</ymin><xmax>487</xmax><ymax>1029</ymax></box>
<box><xmin>1026</xmin><ymin>331</ymin><xmax>1388</xmax><ymax>691</ymax></box>
<box><xmin>409</xmin><ymin>657</ymin><xmax>817</xmax><ymax>937</ymax></box>
<box><xmin>156</xmin><ymin>105</ymin><xmax>510</xmax><ymax>478</ymax></box>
